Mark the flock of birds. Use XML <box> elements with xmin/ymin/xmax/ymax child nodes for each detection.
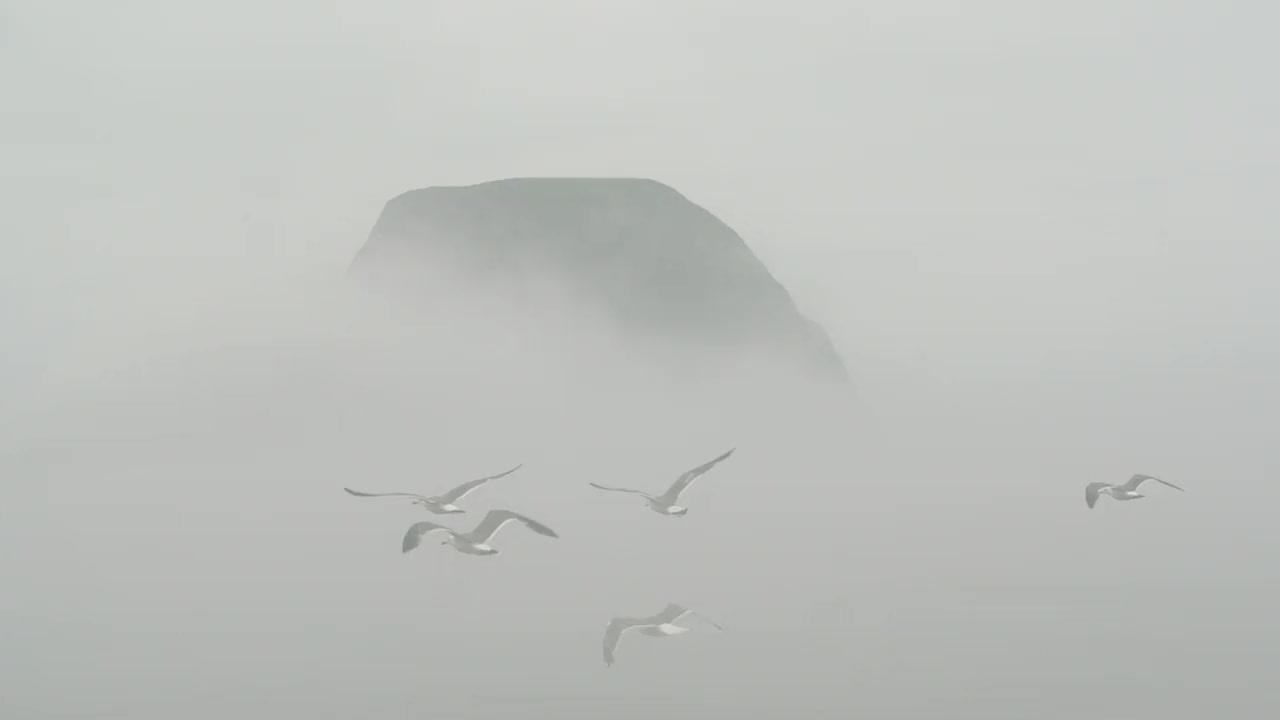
<box><xmin>344</xmin><ymin>449</ymin><xmax>735</xmax><ymax>666</ymax></box>
<box><xmin>344</xmin><ymin>450</ymin><xmax>1183</xmax><ymax>667</ymax></box>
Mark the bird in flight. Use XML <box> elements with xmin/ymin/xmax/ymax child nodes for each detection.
<box><xmin>401</xmin><ymin>509</ymin><xmax>559</xmax><ymax>556</ymax></box>
<box><xmin>1086</xmin><ymin>473</ymin><xmax>1185</xmax><ymax>509</ymax></box>
<box><xmin>343</xmin><ymin>464</ymin><xmax>522</xmax><ymax>515</ymax></box>
<box><xmin>602</xmin><ymin>603</ymin><xmax>724</xmax><ymax>667</ymax></box>
<box><xmin>588</xmin><ymin>448</ymin><xmax>735</xmax><ymax>516</ymax></box>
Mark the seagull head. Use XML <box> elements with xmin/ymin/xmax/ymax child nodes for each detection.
<box><xmin>669</xmin><ymin>506</ymin><xmax>688</xmax><ymax>517</ymax></box>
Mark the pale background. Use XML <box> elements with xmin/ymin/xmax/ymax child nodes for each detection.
<box><xmin>3</xmin><ymin>2</ymin><xmax>1278</xmax><ymax>718</ymax></box>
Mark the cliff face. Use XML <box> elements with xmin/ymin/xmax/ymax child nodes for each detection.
<box><xmin>349</xmin><ymin>178</ymin><xmax>848</xmax><ymax>382</ymax></box>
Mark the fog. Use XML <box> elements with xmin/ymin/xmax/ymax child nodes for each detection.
<box><xmin>3</xmin><ymin>2</ymin><xmax>1279</xmax><ymax>718</ymax></box>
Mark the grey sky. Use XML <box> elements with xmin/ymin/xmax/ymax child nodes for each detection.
<box><xmin>5</xmin><ymin>2</ymin><xmax>1278</xmax><ymax>363</ymax></box>
<box><xmin>3</xmin><ymin>2</ymin><xmax>1279</xmax><ymax>718</ymax></box>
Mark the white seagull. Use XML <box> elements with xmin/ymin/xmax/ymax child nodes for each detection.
<box><xmin>401</xmin><ymin>509</ymin><xmax>559</xmax><ymax>556</ymax></box>
<box><xmin>343</xmin><ymin>464</ymin><xmax>522</xmax><ymax>515</ymax></box>
<box><xmin>589</xmin><ymin>448</ymin><xmax>735</xmax><ymax>516</ymax></box>
<box><xmin>1086</xmin><ymin>473</ymin><xmax>1185</xmax><ymax>509</ymax></box>
<box><xmin>602</xmin><ymin>603</ymin><xmax>724</xmax><ymax>667</ymax></box>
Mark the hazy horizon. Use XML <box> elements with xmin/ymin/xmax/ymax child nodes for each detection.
<box><xmin>4</xmin><ymin>2</ymin><xmax>1278</xmax><ymax>718</ymax></box>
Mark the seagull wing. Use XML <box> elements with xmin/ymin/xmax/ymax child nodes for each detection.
<box><xmin>1123</xmin><ymin>474</ymin><xmax>1184</xmax><ymax>492</ymax></box>
<box><xmin>683</xmin><ymin>609</ymin><xmax>725</xmax><ymax>630</ymax></box>
<box><xmin>1085</xmin><ymin>483</ymin><xmax>1111</xmax><ymax>509</ymax></box>
<box><xmin>656</xmin><ymin>448</ymin><xmax>735</xmax><ymax>506</ymax></box>
<box><xmin>648</xmin><ymin>603</ymin><xmax>693</xmax><ymax>625</ymax></box>
<box><xmin>588</xmin><ymin>482</ymin><xmax>655</xmax><ymax>500</ymax></box>
<box><xmin>602</xmin><ymin>618</ymin><xmax>642</xmax><ymax>667</ymax></box>
<box><xmin>436</xmin><ymin>464</ymin><xmax>523</xmax><ymax>504</ymax></box>
<box><xmin>402</xmin><ymin>521</ymin><xmax>452</xmax><ymax>552</ymax></box>
<box><xmin>466</xmin><ymin>509</ymin><xmax>559</xmax><ymax>544</ymax></box>
<box><xmin>647</xmin><ymin>603</ymin><xmax>725</xmax><ymax>630</ymax></box>
<box><xmin>344</xmin><ymin>488</ymin><xmax>429</xmax><ymax>501</ymax></box>
<box><xmin>697</xmin><ymin>614</ymin><xmax>725</xmax><ymax>631</ymax></box>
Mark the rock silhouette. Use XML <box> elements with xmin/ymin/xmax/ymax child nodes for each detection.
<box><xmin>349</xmin><ymin>177</ymin><xmax>847</xmax><ymax>382</ymax></box>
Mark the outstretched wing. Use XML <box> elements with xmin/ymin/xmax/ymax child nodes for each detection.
<box><xmin>467</xmin><ymin>509</ymin><xmax>559</xmax><ymax>544</ymax></box>
<box><xmin>1085</xmin><ymin>483</ymin><xmax>1111</xmax><ymax>509</ymax></box>
<box><xmin>684</xmin><ymin>609</ymin><xmax>724</xmax><ymax>630</ymax></box>
<box><xmin>647</xmin><ymin>603</ymin><xmax>692</xmax><ymax>625</ymax></box>
<box><xmin>646</xmin><ymin>603</ymin><xmax>725</xmax><ymax>629</ymax></box>
<box><xmin>589</xmin><ymin>482</ymin><xmax>654</xmax><ymax>500</ymax></box>
<box><xmin>1122</xmin><ymin>474</ymin><xmax>1184</xmax><ymax>493</ymax></box>
<box><xmin>602</xmin><ymin>618</ymin><xmax>640</xmax><ymax>667</ymax></box>
<box><xmin>344</xmin><ymin>488</ymin><xmax>428</xmax><ymax>501</ymax></box>
<box><xmin>437</xmin><ymin>464</ymin><xmax>523</xmax><ymax>504</ymax></box>
<box><xmin>402</xmin><ymin>521</ymin><xmax>451</xmax><ymax>552</ymax></box>
<box><xmin>656</xmin><ymin>448</ymin><xmax>735</xmax><ymax>506</ymax></box>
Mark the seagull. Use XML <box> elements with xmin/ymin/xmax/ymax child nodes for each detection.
<box><xmin>588</xmin><ymin>448</ymin><xmax>735</xmax><ymax>516</ymax></box>
<box><xmin>401</xmin><ymin>509</ymin><xmax>559</xmax><ymax>556</ymax></box>
<box><xmin>602</xmin><ymin>603</ymin><xmax>724</xmax><ymax>667</ymax></box>
<box><xmin>343</xmin><ymin>464</ymin><xmax>522</xmax><ymax>515</ymax></box>
<box><xmin>1086</xmin><ymin>473</ymin><xmax>1185</xmax><ymax>508</ymax></box>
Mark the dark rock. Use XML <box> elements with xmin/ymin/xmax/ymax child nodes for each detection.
<box><xmin>349</xmin><ymin>177</ymin><xmax>848</xmax><ymax>382</ymax></box>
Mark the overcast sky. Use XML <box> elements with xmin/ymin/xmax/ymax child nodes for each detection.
<box><xmin>3</xmin><ymin>2</ymin><xmax>1279</xmax><ymax>718</ymax></box>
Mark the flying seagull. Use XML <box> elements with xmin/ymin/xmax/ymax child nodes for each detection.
<box><xmin>401</xmin><ymin>509</ymin><xmax>559</xmax><ymax>556</ymax></box>
<box><xmin>1086</xmin><ymin>473</ymin><xmax>1185</xmax><ymax>509</ymax></box>
<box><xmin>589</xmin><ymin>448</ymin><xmax>735</xmax><ymax>516</ymax></box>
<box><xmin>343</xmin><ymin>464</ymin><xmax>522</xmax><ymax>515</ymax></box>
<box><xmin>602</xmin><ymin>603</ymin><xmax>724</xmax><ymax>667</ymax></box>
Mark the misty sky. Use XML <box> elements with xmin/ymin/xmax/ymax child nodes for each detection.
<box><xmin>3</xmin><ymin>2</ymin><xmax>1279</xmax><ymax>718</ymax></box>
